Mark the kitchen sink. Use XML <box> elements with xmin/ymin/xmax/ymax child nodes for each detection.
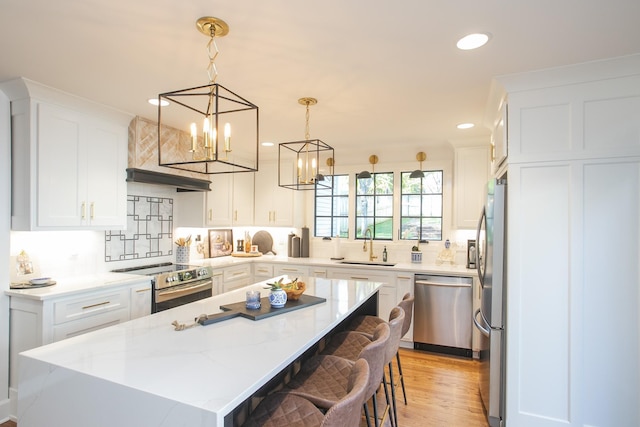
<box><xmin>339</xmin><ymin>260</ymin><xmax>397</xmax><ymax>267</ymax></box>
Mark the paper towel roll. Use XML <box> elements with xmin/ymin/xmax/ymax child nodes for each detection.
<box><xmin>333</xmin><ymin>235</ymin><xmax>342</xmax><ymax>259</ymax></box>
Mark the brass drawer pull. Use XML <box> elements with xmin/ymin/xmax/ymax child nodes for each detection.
<box><xmin>82</xmin><ymin>301</ymin><xmax>110</xmax><ymax>310</ymax></box>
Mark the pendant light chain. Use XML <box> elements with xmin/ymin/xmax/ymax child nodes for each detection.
<box><xmin>206</xmin><ymin>29</ymin><xmax>220</xmax><ymax>84</ymax></box>
<box><xmin>304</xmin><ymin>101</ymin><xmax>311</xmax><ymax>141</ymax></box>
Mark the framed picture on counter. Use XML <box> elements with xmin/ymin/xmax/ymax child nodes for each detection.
<box><xmin>208</xmin><ymin>229</ymin><xmax>234</xmax><ymax>258</ymax></box>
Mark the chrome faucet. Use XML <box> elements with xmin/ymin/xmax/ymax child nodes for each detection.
<box><xmin>363</xmin><ymin>228</ymin><xmax>377</xmax><ymax>262</ymax></box>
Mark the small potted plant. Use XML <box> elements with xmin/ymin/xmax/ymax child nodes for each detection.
<box><xmin>265</xmin><ymin>278</ymin><xmax>288</xmax><ymax>308</ymax></box>
<box><xmin>411</xmin><ymin>241</ymin><xmax>422</xmax><ymax>264</ymax></box>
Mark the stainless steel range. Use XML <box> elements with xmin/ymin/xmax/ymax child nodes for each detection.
<box><xmin>113</xmin><ymin>263</ymin><xmax>214</xmax><ymax>313</ymax></box>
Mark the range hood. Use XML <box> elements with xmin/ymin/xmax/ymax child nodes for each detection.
<box><xmin>126</xmin><ymin>168</ymin><xmax>211</xmax><ymax>192</ymax></box>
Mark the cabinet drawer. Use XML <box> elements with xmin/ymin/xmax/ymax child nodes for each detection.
<box><xmin>53</xmin><ymin>307</ymin><xmax>129</xmax><ymax>341</ymax></box>
<box><xmin>53</xmin><ymin>288</ymin><xmax>129</xmax><ymax>325</ymax></box>
<box><xmin>253</xmin><ymin>263</ymin><xmax>274</xmax><ymax>278</ymax></box>
<box><xmin>223</xmin><ymin>264</ymin><xmax>251</xmax><ymax>282</ymax></box>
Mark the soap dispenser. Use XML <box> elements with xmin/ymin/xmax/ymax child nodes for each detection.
<box><xmin>382</xmin><ymin>246</ymin><xmax>388</xmax><ymax>262</ymax></box>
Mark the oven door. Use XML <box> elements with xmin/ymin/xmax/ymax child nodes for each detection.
<box><xmin>153</xmin><ymin>278</ymin><xmax>213</xmax><ymax>313</ymax></box>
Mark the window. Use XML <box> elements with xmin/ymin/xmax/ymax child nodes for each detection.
<box><xmin>400</xmin><ymin>170</ymin><xmax>443</xmax><ymax>241</ymax></box>
<box><xmin>355</xmin><ymin>172</ymin><xmax>393</xmax><ymax>240</ymax></box>
<box><xmin>314</xmin><ymin>174</ymin><xmax>349</xmax><ymax>237</ymax></box>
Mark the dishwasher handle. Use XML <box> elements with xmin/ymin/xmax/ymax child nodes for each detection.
<box><xmin>415</xmin><ymin>279</ymin><xmax>472</xmax><ymax>288</ymax></box>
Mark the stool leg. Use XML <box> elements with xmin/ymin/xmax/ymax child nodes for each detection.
<box><xmin>382</xmin><ymin>374</ymin><xmax>398</xmax><ymax>427</ymax></box>
<box><xmin>388</xmin><ymin>361</ymin><xmax>398</xmax><ymax>427</ymax></box>
<box><xmin>363</xmin><ymin>402</ymin><xmax>372</xmax><ymax>427</ymax></box>
<box><xmin>396</xmin><ymin>351</ymin><xmax>408</xmax><ymax>405</ymax></box>
<box><xmin>372</xmin><ymin>392</ymin><xmax>380</xmax><ymax>427</ymax></box>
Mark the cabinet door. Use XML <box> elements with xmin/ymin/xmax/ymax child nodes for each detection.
<box><xmin>454</xmin><ymin>146</ymin><xmax>490</xmax><ymax>229</ymax></box>
<box><xmin>254</xmin><ymin>161</ymin><xmax>294</xmax><ymax>226</ymax></box>
<box><xmin>274</xmin><ymin>264</ymin><xmax>309</xmax><ymax>282</ymax></box>
<box><xmin>232</xmin><ymin>172</ymin><xmax>255</xmax><ymax>225</ymax></box>
<box><xmin>395</xmin><ymin>272</ymin><xmax>414</xmax><ymax>344</ymax></box>
<box><xmin>84</xmin><ymin>117</ymin><xmax>127</xmax><ymax>228</ymax></box>
<box><xmin>37</xmin><ymin>103</ymin><xmax>84</xmax><ymax>227</ymax></box>
<box><xmin>206</xmin><ymin>174</ymin><xmax>233</xmax><ymax>226</ymax></box>
<box><xmin>130</xmin><ymin>281</ymin><xmax>152</xmax><ymax>319</ymax></box>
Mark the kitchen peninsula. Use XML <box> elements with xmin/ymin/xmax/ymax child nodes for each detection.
<box><xmin>15</xmin><ymin>277</ymin><xmax>381</xmax><ymax>427</ymax></box>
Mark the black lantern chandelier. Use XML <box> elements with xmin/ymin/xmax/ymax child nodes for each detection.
<box><xmin>278</xmin><ymin>97</ymin><xmax>334</xmax><ymax>190</ymax></box>
<box><xmin>157</xmin><ymin>16</ymin><xmax>259</xmax><ymax>175</ymax></box>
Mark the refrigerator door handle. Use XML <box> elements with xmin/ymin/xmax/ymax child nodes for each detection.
<box><xmin>473</xmin><ymin>308</ymin><xmax>491</xmax><ymax>337</ymax></box>
<box><xmin>476</xmin><ymin>206</ymin><xmax>487</xmax><ymax>287</ymax></box>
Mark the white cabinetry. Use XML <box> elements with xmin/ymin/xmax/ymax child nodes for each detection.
<box><xmin>206</xmin><ymin>172</ymin><xmax>254</xmax><ymax>226</ymax></box>
<box><xmin>130</xmin><ymin>281</ymin><xmax>153</xmax><ymax>319</ymax></box>
<box><xmin>274</xmin><ymin>264</ymin><xmax>309</xmax><ymax>282</ymax></box>
<box><xmin>328</xmin><ymin>268</ymin><xmax>395</xmax><ymax>320</ymax></box>
<box><xmin>222</xmin><ymin>264</ymin><xmax>252</xmax><ymax>292</ymax></box>
<box><xmin>252</xmin><ymin>263</ymin><xmax>274</xmax><ymax>280</ymax></box>
<box><xmin>395</xmin><ymin>272</ymin><xmax>414</xmax><ymax>346</ymax></box>
<box><xmin>8</xmin><ymin>278</ymin><xmax>151</xmax><ymax>388</ymax></box>
<box><xmin>501</xmin><ymin>56</ymin><xmax>640</xmax><ymax>427</ymax></box>
<box><xmin>2</xmin><ymin>78</ymin><xmax>130</xmax><ymax>230</ymax></box>
<box><xmin>254</xmin><ymin>161</ymin><xmax>298</xmax><ymax>226</ymax></box>
<box><xmin>453</xmin><ymin>145</ymin><xmax>490</xmax><ymax>229</ymax></box>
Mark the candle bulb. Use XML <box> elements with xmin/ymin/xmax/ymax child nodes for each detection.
<box><xmin>224</xmin><ymin>122</ymin><xmax>231</xmax><ymax>152</ymax></box>
<box><xmin>190</xmin><ymin>123</ymin><xmax>197</xmax><ymax>151</ymax></box>
<box><xmin>297</xmin><ymin>158</ymin><xmax>302</xmax><ymax>183</ymax></box>
<box><xmin>203</xmin><ymin>118</ymin><xmax>210</xmax><ymax>148</ymax></box>
<box><xmin>211</xmin><ymin>126</ymin><xmax>217</xmax><ymax>157</ymax></box>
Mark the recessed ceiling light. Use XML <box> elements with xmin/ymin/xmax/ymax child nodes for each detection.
<box><xmin>261</xmin><ymin>141</ymin><xmax>274</xmax><ymax>147</ymax></box>
<box><xmin>148</xmin><ymin>98</ymin><xmax>169</xmax><ymax>107</ymax></box>
<box><xmin>457</xmin><ymin>123</ymin><xmax>475</xmax><ymax>129</ymax></box>
<box><xmin>456</xmin><ymin>33</ymin><xmax>490</xmax><ymax>50</ymax></box>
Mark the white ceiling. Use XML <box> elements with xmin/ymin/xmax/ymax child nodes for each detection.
<box><xmin>1</xmin><ymin>0</ymin><xmax>640</xmax><ymax>164</ymax></box>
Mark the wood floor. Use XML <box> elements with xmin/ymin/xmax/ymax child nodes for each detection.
<box><xmin>0</xmin><ymin>348</ymin><xmax>488</xmax><ymax>427</ymax></box>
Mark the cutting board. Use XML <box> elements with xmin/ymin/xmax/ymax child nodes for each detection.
<box><xmin>231</xmin><ymin>252</ymin><xmax>262</xmax><ymax>257</ymax></box>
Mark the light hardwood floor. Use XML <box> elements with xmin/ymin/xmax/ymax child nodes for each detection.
<box><xmin>0</xmin><ymin>349</ymin><xmax>488</xmax><ymax>427</ymax></box>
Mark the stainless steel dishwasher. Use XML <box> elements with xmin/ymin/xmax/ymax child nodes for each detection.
<box><xmin>413</xmin><ymin>274</ymin><xmax>473</xmax><ymax>357</ymax></box>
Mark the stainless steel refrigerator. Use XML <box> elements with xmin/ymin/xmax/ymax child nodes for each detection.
<box><xmin>473</xmin><ymin>178</ymin><xmax>507</xmax><ymax>427</ymax></box>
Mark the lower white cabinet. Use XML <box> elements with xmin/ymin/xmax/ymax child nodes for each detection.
<box><xmin>9</xmin><ymin>278</ymin><xmax>152</xmax><ymax>388</ymax></box>
<box><xmin>222</xmin><ymin>264</ymin><xmax>252</xmax><ymax>293</ymax></box>
<box><xmin>252</xmin><ymin>263</ymin><xmax>274</xmax><ymax>280</ymax></box>
<box><xmin>327</xmin><ymin>268</ymin><xmax>395</xmax><ymax>320</ymax></box>
<box><xmin>395</xmin><ymin>272</ymin><xmax>414</xmax><ymax>345</ymax></box>
<box><xmin>274</xmin><ymin>264</ymin><xmax>309</xmax><ymax>282</ymax></box>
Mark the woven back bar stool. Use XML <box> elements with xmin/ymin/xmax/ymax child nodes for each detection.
<box><xmin>285</xmin><ymin>323</ymin><xmax>390</xmax><ymax>427</ymax></box>
<box><xmin>348</xmin><ymin>293</ymin><xmax>414</xmax><ymax>406</ymax></box>
<box><xmin>242</xmin><ymin>358</ymin><xmax>370</xmax><ymax>427</ymax></box>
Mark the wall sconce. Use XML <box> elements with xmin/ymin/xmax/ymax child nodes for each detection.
<box><xmin>157</xmin><ymin>16</ymin><xmax>259</xmax><ymax>175</ymax></box>
<box><xmin>357</xmin><ymin>155</ymin><xmax>379</xmax><ymax>179</ymax></box>
<box><xmin>409</xmin><ymin>151</ymin><xmax>427</xmax><ymax>178</ymax></box>
<box><xmin>278</xmin><ymin>97</ymin><xmax>334</xmax><ymax>190</ymax></box>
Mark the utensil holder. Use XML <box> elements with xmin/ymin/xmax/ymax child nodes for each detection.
<box><xmin>411</xmin><ymin>251</ymin><xmax>422</xmax><ymax>263</ymax></box>
<box><xmin>176</xmin><ymin>246</ymin><xmax>190</xmax><ymax>264</ymax></box>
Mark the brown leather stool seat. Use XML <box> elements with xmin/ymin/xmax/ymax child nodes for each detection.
<box><xmin>348</xmin><ymin>293</ymin><xmax>414</xmax><ymax>407</ymax></box>
<box><xmin>324</xmin><ymin>307</ymin><xmax>405</xmax><ymax>427</ymax></box>
<box><xmin>284</xmin><ymin>323</ymin><xmax>390</xmax><ymax>427</ymax></box>
<box><xmin>243</xmin><ymin>358</ymin><xmax>370</xmax><ymax>427</ymax></box>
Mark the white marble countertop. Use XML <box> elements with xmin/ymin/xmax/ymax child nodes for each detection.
<box><xmin>5</xmin><ymin>272</ymin><xmax>152</xmax><ymax>300</ymax></box>
<box><xmin>17</xmin><ymin>277</ymin><xmax>381</xmax><ymax>427</ymax></box>
<box><xmin>196</xmin><ymin>254</ymin><xmax>479</xmax><ymax>276</ymax></box>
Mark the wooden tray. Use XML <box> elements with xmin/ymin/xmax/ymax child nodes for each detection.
<box><xmin>198</xmin><ymin>294</ymin><xmax>326</xmax><ymax>325</ymax></box>
<box><xmin>230</xmin><ymin>252</ymin><xmax>262</xmax><ymax>257</ymax></box>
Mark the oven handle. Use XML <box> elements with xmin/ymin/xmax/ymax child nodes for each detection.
<box><xmin>156</xmin><ymin>279</ymin><xmax>213</xmax><ymax>303</ymax></box>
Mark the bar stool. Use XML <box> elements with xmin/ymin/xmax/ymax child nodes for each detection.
<box><xmin>284</xmin><ymin>323</ymin><xmax>390</xmax><ymax>427</ymax></box>
<box><xmin>243</xmin><ymin>358</ymin><xmax>370</xmax><ymax>427</ymax></box>
<box><xmin>323</xmin><ymin>307</ymin><xmax>404</xmax><ymax>427</ymax></box>
<box><xmin>349</xmin><ymin>293</ymin><xmax>414</xmax><ymax>406</ymax></box>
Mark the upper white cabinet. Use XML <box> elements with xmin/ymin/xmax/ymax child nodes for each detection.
<box><xmin>206</xmin><ymin>172</ymin><xmax>254</xmax><ymax>226</ymax></box>
<box><xmin>453</xmin><ymin>145</ymin><xmax>490</xmax><ymax>229</ymax></box>
<box><xmin>254</xmin><ymin>160</ymin><xmax>298</xmax><ymax>227</ymax></box>
<box><xmin>2</xmin><ymin>78</ymin><xmax>131</xmax><ymax>230</ymax></box>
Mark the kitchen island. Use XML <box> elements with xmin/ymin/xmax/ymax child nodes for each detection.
<box><xmin>16</xmin><ymin>277</ymin><xmax>381</xmax><ymax>427</ymax></box>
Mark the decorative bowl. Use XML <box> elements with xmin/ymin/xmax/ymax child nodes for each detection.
<box><xmin>29</xmin><ymin>277</ymin><xmax>51</xmax><ymax>285</ymax></box>
<box><xmin>283</xmin><ymin>281</ymin><xmax>306</xmax><ymax>301</ymax></box>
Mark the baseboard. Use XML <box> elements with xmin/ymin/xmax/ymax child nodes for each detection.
<box><xmin>0</xmin><ymin>395</ymin><xmax>11</xmax><ymax>423</ymax></box>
